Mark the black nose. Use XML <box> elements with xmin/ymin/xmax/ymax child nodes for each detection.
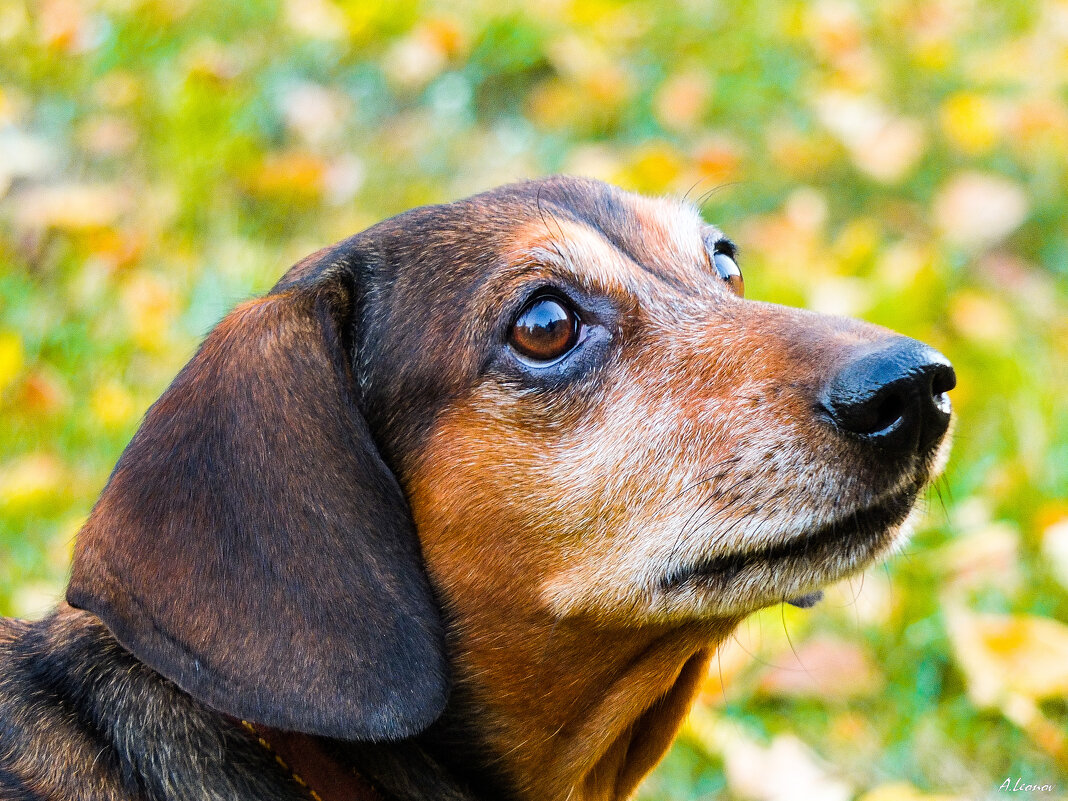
<box><xmin>820</xmin><ymin>339</ymin><xmax>956</xmax><ymax>456</ymax></box>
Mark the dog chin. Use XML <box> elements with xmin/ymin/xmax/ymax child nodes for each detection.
<box><xmin>660</xmin><ymin>483</ymin><xmax>926</xmax><ymax>618</ymax></box>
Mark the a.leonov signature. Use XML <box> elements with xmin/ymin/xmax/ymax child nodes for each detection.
<box><xmin>999</xmin><ymin>778</ymin><xmax>1056</xmax><ymax>793</ymax></box>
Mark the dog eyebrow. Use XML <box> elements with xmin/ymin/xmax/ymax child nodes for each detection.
<box><xmin>590</xmin><ymin>220</ymin><xmax>702</xmax><ymax>295</ymax></box>
<box><xmin>515</xmin><ymin>231</ymin><xmax>701</xmax><ymax>301</ymax></box>
<box><xmin>519</xmin><ymin>238</ymin><xmax>696</xmax><ymax>299</ymax></box>
<box><xmin>572</xmin><ymin>214</ymin><xmax>646</xmax><ymax>275</ymax></box>
<box><xmin>510</xmin><ymin>244</ymin><xmax>620</xmax><ymax>296</ymax></box>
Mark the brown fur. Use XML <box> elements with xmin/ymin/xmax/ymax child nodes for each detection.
<box><xmin>0</xmin><ymin>177</ymin><xmax>953</xmax><ymax>801</ymax></box>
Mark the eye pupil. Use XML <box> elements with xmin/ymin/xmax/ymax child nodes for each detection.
<box><xmin>510</xmin><ymin>298</ymin><xmax>579</xmax><ymax>363</ymax></box>
<box><xmin>713</xmin><ymin>252</ymin><xmax>744</xmax><ymax>297</ymax></box>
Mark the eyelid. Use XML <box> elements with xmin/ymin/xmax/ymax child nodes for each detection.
<box><xmin>709</xmin><ymin>236</ymin><xmax>737</xmax><ymax>258</ymax></box>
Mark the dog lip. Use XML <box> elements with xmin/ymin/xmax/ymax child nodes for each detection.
<box><xmin>662</xmin><ymin>484</ymin><xmax>920</xmax><ymax>593</ymax></box>
<box><xmin>786</xmin><ymin>591</ymin><xmax>824</xmax><ymax>608</ymax></box>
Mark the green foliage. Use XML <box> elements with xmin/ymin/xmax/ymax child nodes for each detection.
<box><xmin>1</xmin><ymin>0</ymin><xmax>1065</xmax><ymax>797</ymax></box>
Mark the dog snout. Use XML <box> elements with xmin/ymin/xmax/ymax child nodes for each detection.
<box><xmin>819</xmin><ymin>338</ymin><xmax>956</xmax><ymax>456</ymax></box>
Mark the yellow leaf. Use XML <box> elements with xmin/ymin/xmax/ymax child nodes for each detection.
<box><xmin>947</xmin><ymin>605</ymin><xmax>1068</xmax><ymax>706</ymax></box>
<box><xmin>120</xmin><ymin>274</ymin><xmax>178</xmax><ymax>352</ymax></box>
<box><xmin>813</xmin><ymin>91</ymin><xmax>925</xmax><ymax>183</ymax></box>
<box><xmin>37</xmin><ymin>0</ymin><xmax>92</xmax><ymax>54</ymax></box>
<box><xmin>692</xmin><ymin>136</ymin><xmax>743</xmax><ymax>185</ymax></box>
<box><xmin>90</xmin><ymin>380</ymin><xmax>135</xmax><ymax>430</ymax></box>
<box><xmin>246</xmin><ymin>152</ymin><xmax>327</xmax><ymax>202</ymax></box>
<box><xmin>938</xmin><ymin>520</ymin><xmax>1021</xmax><ymax>595</ymax></box>
<box><xmin>622</xmin><ymin>143</ymin><xmax>683</xmax><ymax>194</ymax></box>
<box><xmin>940</xmin><ymin>92</ymin><xmax>1000</xmax><ymax>155</ymax></box>
<box><xmin>0</xmin><ymin>331</ymin><xmax>24</xmax><ymax>396</ymax></box>
<box><xmin>766</xmin><ymin>124</ymin><xmax>834</xmax><ymax>179</ymax></box>
<box><xmin>683</xmin><ymin>708</ymin><xmax>853</xmax><ymax>801</ymax></box>
<box><xmin>384</xmin><ymin>28</ymin><xmax>448</xmax><ymax>88</ymax></box>
<box><xmin>1008</xmin><ymin>98</ymin><xmax>1068</xmax><ymax>154</ymax></box>
<box><xmin>0</xmin><ymin>454</ymin><xmax>64</xmax><ymax>511</ymax></box>
<box><xmin>14</xmin><ymin>183</ymin><xmax>126</xmax><ymax>232</ymax></box>
<box><xmin>283</xmin><ymin>0</ymin><xmax>347</xmax><ymax>40</ymax></box>
<box><xmin>803</xmin><ymin>0</ymin><xmax>864</xmax><ymax>59</ymax></box>
<box><xmin>21</xmin><ymin>369</ymin><xmax>69</xmax><ymax>416</ymax></box>
<box><xmin>654</xmin><ymin>71</ymin><xmax>711</xmax><ymax>132</ymax></box>
<box><xmin>949</xmin><ymin>290</ymin><xmax>1015</xmax><ymax>346</ymax></box>
<box><xmin>913</xmin><ymin>40</ymin><xmax>953</xmax><ymax>72</ymax></box>
<box><xmin>527</xmin><ymin>79</ymin><xmax>585</xmax><ymax>130</ymax></box>
<box><xmin>832</xmin><ymin>218</ymin><xmax>880</xmax><ymax>268</ymax></box>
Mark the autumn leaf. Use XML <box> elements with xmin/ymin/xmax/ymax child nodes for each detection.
<box><xmin>947</xmin><ymin>604</ymin><xmax>1068</xmax><ymax>761</ymax></box>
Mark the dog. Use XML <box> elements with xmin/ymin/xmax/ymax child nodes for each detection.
<box><xmin>0</xmin><ymin>176</ymin><xmax>955</xmax><ymax>801</ymax></box>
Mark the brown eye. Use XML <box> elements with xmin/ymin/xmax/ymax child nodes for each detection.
<box><xmin>713</xmin><ymin>251</ymin><xmax>744</xmax><ymax>297</ymax></box>
<box><xmin>509</xmin><ymin>297</ymin><xmax>580</xmax><ymax>363</ymax></box>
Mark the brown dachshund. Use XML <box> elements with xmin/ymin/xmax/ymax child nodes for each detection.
<box><xmin>0</xmin><ymin>177</ymin><xmax>955</xmax><ymax>801</ymax></box>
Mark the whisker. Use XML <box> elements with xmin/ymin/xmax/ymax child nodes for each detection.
<box><xmin>654</xmin><ymin>456</ymin><xmax>743</xmax><ymax>514</ymax></box>
<box><xmin>696</xmin><ymin>180</ymin><xmax>746</xmax><ymax>208</ymax></box>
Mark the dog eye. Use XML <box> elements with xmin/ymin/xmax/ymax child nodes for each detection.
<box><xmin>509</xmin><ymin>297</ymin><xmax>580</xmax><ymax>363</ymax></box>
<box><xmin>713</xmin><ymin>252</ymin><xmax>744</xmax><ymax>297</ymax></box>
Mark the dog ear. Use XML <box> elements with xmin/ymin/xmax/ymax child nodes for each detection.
<box><xmin>67</xmin><ymin>242</ymin><xmax>449</xmax><ymax>741</ymax></box>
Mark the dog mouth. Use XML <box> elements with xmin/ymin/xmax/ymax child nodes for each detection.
<box><xmin>661</xmin><ymin>483</ymin><xmax>920</xmax><ymax>609</ymax></box>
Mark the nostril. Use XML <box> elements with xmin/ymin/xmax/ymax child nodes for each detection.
<box><xmin>929</xmin><ymin>364</ymin><xmax>956</xmax><ymax>417</ymax></box>
<box><xmin>868</xmin><ymin>390</ymin><xmax>907</xmax><ymax>436</ymax></box>
<box><xmin>821</xmin><ymin>339</ymin><xmax>955</xmax><ymax>456</ymax></box>
<box><xmin>820</xmin><ymin>382</ymin><xmax>911</xmax><ymax>438</ymax></box>
<box><xmin>932</xmin><ymin>369</ymin><xmax>956</xmax><ymax>396</ymax></box>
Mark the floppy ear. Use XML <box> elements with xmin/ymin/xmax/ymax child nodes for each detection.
<box><xmin>67</xmin><ymin>243</ymin><xmax>449</xmax><ymax>741</ymax></box>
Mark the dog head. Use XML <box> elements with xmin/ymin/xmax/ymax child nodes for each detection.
<box><xmin>68</xmin><ymin>177</ymin><xmax>953</xmax><ymax>761</ymax></box>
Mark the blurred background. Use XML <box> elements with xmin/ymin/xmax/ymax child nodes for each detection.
<box><xmin>1</xmin><ymin>0</ymin><xmax>1066</xmax><ymax>798</ymax></box>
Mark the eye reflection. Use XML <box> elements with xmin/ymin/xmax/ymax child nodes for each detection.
<box><xmin>712</xmin><ymin>252</ymin><xmax>744</xmax><ymax>297</ymax></box>
<box><xmin>509</xmin><ymin>297</ymin><xmax>580</xmax><ymax>363</ymax></box>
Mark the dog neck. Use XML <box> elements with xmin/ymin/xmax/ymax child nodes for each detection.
<box><xmin>429</xmin><ymin>609</ymin><xmax>739</xmax><ymax>801</ymax></box>
<box><xmin>236</xmin><ymin>721</ymin><xmax>386</xmax><ymax>801</ymax></box>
